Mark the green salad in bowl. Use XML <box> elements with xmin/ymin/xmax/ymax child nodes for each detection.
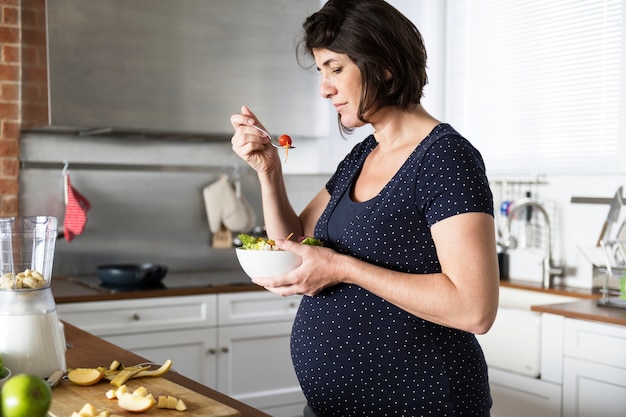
<box><xmin>235</xmin><ymin>234</ymin><xmax>323</xmax><ymax>278</ymax></box>
<box><xmin>237</xmin><ymin>234</ymin><xmax>323</xmax><ymax>250</ymax></box>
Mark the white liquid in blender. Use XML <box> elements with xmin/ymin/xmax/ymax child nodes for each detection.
<box><xmin>0</xmin><ymin>311</ymin><xmax>66</xmax><ymax>377</ymax></box>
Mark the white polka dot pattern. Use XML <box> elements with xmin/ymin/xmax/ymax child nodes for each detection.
<box><xmin>291</xmin><ymin>124</ymin><xmax>493</xmax><ymax>416</ymax></box>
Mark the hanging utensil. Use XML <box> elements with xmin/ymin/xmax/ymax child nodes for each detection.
<box><xmin>596</xmin><ymin>186</ymin><xmax>623</xmax><ymax>246</ymax></box>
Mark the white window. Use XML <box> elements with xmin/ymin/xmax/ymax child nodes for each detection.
<box><xmin>444</xmin><ymin>0</ymin><xmax>624</xmax><ymax>174</ymax></box>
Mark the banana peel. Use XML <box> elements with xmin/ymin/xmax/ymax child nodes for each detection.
<box><xmin>133</xmin><ymin>360</ymin><xmax>173</xmax><ymax>378</ymax></box>
<box><xmin>107</xmin><ymin>359</ymin><xmax>173</xmax><ymax>387</ymax></box>
<box><xmin>109</xmin><ymin>368</ymin><xmax>147</xmax><ymax>387</ymax></box>
<box><xmin>70</xmin><ymin>359</ymin><xmax>173</xmax><ymax>387</ymax></box>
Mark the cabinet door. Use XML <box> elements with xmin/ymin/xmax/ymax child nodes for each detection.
<box><xmin>218</xmin><ymin>291</ymin><xmax>300</xmax><ymax>326</ymax></box>
<box><xmin>563</xmin><ymin>318</ymin><xmax>626</xmax><ymax>367</ymax></box>
<box><xmin>57</xmin><ymin>295</ymin><xmax>217</xmax><ymax>336</ymax></box>
<box><xmin>563</xmin><ymin>357</ymin><xmax>626</xmax><ymax>417</ymax></box>
<box><xmin>105</xmin><ymin>328</ymin><xmax>217</xmax><ymax>388</ymax></box>
<box><xmin>216</xmin><ymin>321</ymin><xmax>305</xmax><ymax>417</ymax></box>
<box><xmin>488</xmin><ymin>368</ymin><xmax>561</xmax><ymax>417</ymax></box>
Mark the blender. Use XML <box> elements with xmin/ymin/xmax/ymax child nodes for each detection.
<box><xmin>0</xmin><ymin>216</ymin><xmax>66</xmax><ymax>377</ymax></box>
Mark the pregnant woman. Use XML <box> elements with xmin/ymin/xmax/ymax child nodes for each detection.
<box><xmin>230</xmin><ymin>1</ymin><xmax>499</xmax><ymax>416</ymax></box>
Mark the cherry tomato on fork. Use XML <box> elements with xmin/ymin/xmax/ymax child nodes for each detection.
<box><xmin>278</xmin><ymin>134</ymin><xmax>292</xmax><ymax>147</ymax></box>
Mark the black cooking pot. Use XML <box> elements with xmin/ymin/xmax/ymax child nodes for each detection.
<box><xmin>96</xmin><ymin>264</ymin><xmax>168</xmax><ymax>287</ymax></box>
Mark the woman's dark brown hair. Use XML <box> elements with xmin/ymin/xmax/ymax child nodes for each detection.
<box><xmin>298</xmin><ymin>0</ymin><xmax>428</xmax><ymax>133</ymax></box>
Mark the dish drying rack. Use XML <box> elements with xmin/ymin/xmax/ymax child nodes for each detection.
<box><xmin>598</xmin><ymin>239</ymin><xmax>626</xmax><ymax>309</ymax></box>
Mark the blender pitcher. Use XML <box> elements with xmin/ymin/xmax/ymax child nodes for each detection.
<box><xmin>0</xmin><ymin>216</ymin><xmax>67</xmax><ymax>377</ymax></box>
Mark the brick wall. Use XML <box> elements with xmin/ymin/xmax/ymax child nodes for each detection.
<box><xmin>0</xmin><ymin>0</ymin><xmax>20</xmax><ymax>216</ymax></box>
<box><xmin>0</xmin><ymin>0</ymin><xmax>47</xmax><ymax>217</ymax></box>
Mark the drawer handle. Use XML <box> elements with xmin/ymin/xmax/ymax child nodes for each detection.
<box><xmin>131</xmin><ymin>313</ymin><xmax>141</xmax><ymax>321</ymax></box>
<box><xmin>220</xmin><ymin>347</ymin><xmax>229</xmax><ymax>354</ymax></box>
<box><xmin>207</xmin><ymin>348</ymin><xmax>217</xmax><ymax>355</ymax></box>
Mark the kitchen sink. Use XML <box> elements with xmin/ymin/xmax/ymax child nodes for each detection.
<box><xmin>476</xmin><ymin>286</ymin><xmax>579</xmax><ymax>377</ymax></box>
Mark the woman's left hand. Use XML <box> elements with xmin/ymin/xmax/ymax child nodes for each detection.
<box><xmin>250</xmin><ymin>239</ymin><xmax>342</xmax><ymax>297</ymax></box>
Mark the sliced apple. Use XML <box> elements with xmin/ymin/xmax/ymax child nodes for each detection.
<box><xmin>167</xmin><ymin>396</ymin><xmax>178</xmax><ymax>409</ymax></box>
<box><xmin>175</xmin><ymin>399</ymin><xmax>188</xmax><ymax>411</ymax></box>
<box><xmin>133</xmin><ymin>386</ymin><xmax>149</xmax><ymax>397</ymax></box>
<box><xmin>108</xmin><ymin>360</ymin><xmax>121</xmax><ymax>371</ymax></box>
<box><xmin>118</xmin><ymin>392</ymin><xmax>156</xmax><ymax>413</ymax></box>
<box><xmin>68</xmin><ymin>368</ymin><xmax>104</xmax><ymax>386</ymax></box>
<box><xmin>157</xmin><ymin>395</ymin><xmax>169</xmax><ymax>408</ymax></box>
<box><xmin>77</xmin><ymin>403</ymin><xmax>97</xmax><ymax>417</ymax></box>
<box><xmin>156</xmin><ymin>394</ymin><xmax>187</xmax><ymax>411</ymax></box>
<box><xmin>114</xmin><ymin>384</ymin><xmax>129</xmax><ymax>399</ymax></box>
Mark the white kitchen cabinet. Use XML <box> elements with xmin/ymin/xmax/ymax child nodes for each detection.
<box><xmin>488</xmin><ymin>368</ymin><xmax>561</xmax><ymax>417</ymax></box>
<box><xmin>216</xmin><ymin>291</ymin><xmax>305</xmax><ymax>417</ymax></box>
<box><xmin>105</xmin><ymin>328</ymin><xmax>217</xmax><ymax>388</ymax></box>
<box><xmin>562</xmin><ymin>318</ymin><xmax>626</xmax><ymax>417</ymax></box>
<box><xmin>216</xmin><ymin>321</ymin><xmax>305</xmax><ymax>416</ymax></box>
<box><xmin>57</xmin><ymin>291</ymin><xmax>306</xmax><ymax>417</ymax></box>
<box><xmin>56</xmin><ymin>294</ymin><xmax>218</xmax><ymax>335</ymax></box>
<box><xmin>57</xmin><ymin>294</ymin><xmax>218</xmax><ymax>386</ymax></box>
<box><xmin>475</xmin><ymin>291</ymin><xmax>573</xmax><ymax>417</ymax></box>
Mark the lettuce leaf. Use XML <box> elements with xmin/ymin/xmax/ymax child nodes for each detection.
<box><xmin>237</xmin><ymin>234</ymin><xmax>323</xmax><ymax>250</ymax></box>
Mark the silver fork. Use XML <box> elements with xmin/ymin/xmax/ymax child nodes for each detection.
<box><xmin>248</xmin><ymin>124</ymin><xmax>295</xmax><ymax>149</ymax></box>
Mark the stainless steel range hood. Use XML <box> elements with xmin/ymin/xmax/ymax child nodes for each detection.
<box><xmin>37</xmin><ymin>0</ymin><xmax>323</xmax><ymax>139</ymax></box>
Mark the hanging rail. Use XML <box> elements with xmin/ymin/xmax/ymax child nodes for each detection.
<box><xmin>20</xmin><ymin>160</ymin><xmax>244</xmax><ymax>173</ymax></box>
<box><xmin>489</xmin><ymin>176</ymin><xmax>548</xmax><ymax>186</ymax></box>
<box><xmin>570</xmin><ymin>196</ymin><xmax>622</xmax><ymax>205</ymax></box>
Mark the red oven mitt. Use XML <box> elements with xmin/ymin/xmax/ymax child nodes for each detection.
<box><xmin>64</xmin><ymin>174</ymin><xmax>91</xmax><ymax>242</ymax></box>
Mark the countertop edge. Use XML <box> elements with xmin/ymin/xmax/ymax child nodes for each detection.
<box><xmin>62</xmin><ymin>322</ymin><xmax>271</xmax><ymax>417</ymax></box>
<box><xmin>51</xmin><ymin>275</ymin><xmax>264</xmax><ymax>303</ymax></box>
<box><xmin>499</xmin><ymin>279</ymin><xmax>601</xmax><ymax>299</ymax></box>
<box><xmin>500</xmin><ymin>280</ymin><xmax>626</xmax><ymax>326</ymax></box>
<box><xmin>530</xmin><ymin>299</ymin><xmax>626</xmax><ymax>327</ymax></box>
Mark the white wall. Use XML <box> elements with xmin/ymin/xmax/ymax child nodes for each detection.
<box><xmin>316</xmin><ymin>1</ymin><xmax>625</xmax><ymax>288</ymax></box>
<box><xmin>288</xmin><ymin>2</ymin><xmax>624</xmax><ymax>289</ymax></box>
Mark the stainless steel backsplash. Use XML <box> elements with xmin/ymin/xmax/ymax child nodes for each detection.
<box><xmin>19</xmin><ymin>132</ymin><xmax>328</xmax><ymax>276</ymax></box>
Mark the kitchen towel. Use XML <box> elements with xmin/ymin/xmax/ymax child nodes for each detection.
<box><xmin>64</xmin><ymin>173</ymin><xmax>91</xmax><ymax>242</ymax></box>
<box><xmin>203</xmin><ymin>174</ymin><xmax>256</xmax><ymax>234</ymax></box>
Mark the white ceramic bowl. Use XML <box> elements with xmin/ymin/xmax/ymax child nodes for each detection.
<box><xmin>0</xmin><ymin>367</ymin><xmax>11</xmax><ymax>388</ymax></box>
<box><xmin>235</xmin><ymin>248</ymin><xmax>301</xmax><ymax>279</ymax></box>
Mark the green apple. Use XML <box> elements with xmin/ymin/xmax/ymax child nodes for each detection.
<box><xmin>1</xmin><ymin>373</ymin><xmax>52</xmax><ymax>417</ymax></box>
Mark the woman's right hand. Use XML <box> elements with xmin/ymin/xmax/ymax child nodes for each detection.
<box><xmin>230</xmin><ymin>105</ymin><xmax>281</xmax><ymax>173</ymax></box>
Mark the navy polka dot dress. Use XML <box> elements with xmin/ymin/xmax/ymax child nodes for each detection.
<box><xmin>291</xmin><ymin>124</ymin><xmax>493</xmax><ymax>417</ymax></box>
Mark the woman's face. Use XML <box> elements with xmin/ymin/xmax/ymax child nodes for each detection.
<box><xmin>313</xmin><ymin>48</ymin><xmax>366</xmax><ymax>129</ymax></box>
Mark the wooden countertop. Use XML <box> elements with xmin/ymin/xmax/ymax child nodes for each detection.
<box><xmin>500</xmin><ymin>279</ymin><xmax>601</xmax><ymax>298</ymax></box>
<box><xmin>63</xmin><ymin>321</ymin><xmax>271</xmax><ymax>417</ymax></box>
<box><xmin>499</xmin><ymin>279</ymin><xmax>626</xmax><ymax>326</ymax></box>
<box><xmin>51</xmin><ymin>274</ymin><xmax>263</xmax><ymax>304</ymax></box>
<box><xmin>531</xmin><ymin>298</ymin><xmax>626</xmax><ymax>327</ymax></box>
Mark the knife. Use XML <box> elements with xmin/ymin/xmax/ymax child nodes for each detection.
<box><xmin>46</xmin><ymin>369</ymin><xmax>65</xmax><ymax>389</ymax></box>
<box><xmin>597</xmin><ymin>186</ymin><xmax>623</xmax><ymax>246</ymax></box>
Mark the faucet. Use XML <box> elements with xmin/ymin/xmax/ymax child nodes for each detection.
<box><xmin>505</xmin><ymin>198</ymin><xmax>562</xmax><ymax>288</ymax></box>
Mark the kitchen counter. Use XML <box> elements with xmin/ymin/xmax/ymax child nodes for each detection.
<box><xmin>500</xmin><ymin>279</ymin><xmax>626</xmax><ymax>326</ymax></box>
<box><xmin>531</xmin><ymin>299</ymin><xmax>626</xmax><ymax>326</ymax></box>
<box><xmin>62</xmin><ymin>321</ymin><xmax>270</xmax><ymax>417</ymax></box>
<box><xmin>52</xmin><ymin>273</ymin><xmax>626</xmax><ymax>326</ymax></box>
<box><xmin>51</xmin><ymin>272</ymin><xmax>263</xmax><ymax>304</ymax></box>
